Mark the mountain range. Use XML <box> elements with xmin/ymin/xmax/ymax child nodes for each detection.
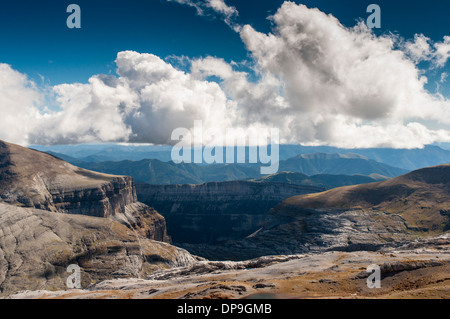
<box><xmin>32</xmin><ymin>144</ymin><xmax>450</xmax><ymax>171</ymax></box>
<box><xmin>278</xmin><ymin>153</ymin><xmax>407</xmax><ymax>177</ymax></box>
<box><xmin>250</xmin><ymin>171</ymin><xmax>386</xmax><ymax>189</ymax></box>
<box><xmin>51</xmin><ymin>153</ymin><xmax>406</xmax><ymax>186</ymax></box>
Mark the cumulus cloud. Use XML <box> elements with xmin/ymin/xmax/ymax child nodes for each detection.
<box><xmin>30</xmin><ymin>77</ymin><xmax>133</xmax><ymax>145</ymax></box>
<box><xmin>116</xmin><ymin>51</ymin><xmax>235</xmax><ymax>144</ymax></box>
<box><xmin>1</xmin><ymin>2</ymin><xmax>450</xmax><ymax>149</ymax></box>
<box><xmin>404</xmin><ymin>34</ymin><xmax>450</xmax><ymax>67</ymax></box>
<box><xmin>404</xmin><ymin>34</ymin><xmax>433</xmax><ymax>63</ymax></box>
<box><xmin>26</xmin><ymin>51</ymin><xmax>236</xmax><ymax>145</ymax></box>
<box><xmin>434</xmin><ymin>36</ymin><xmax>450</xmax><ymax>67</ymax></box>
<box><xmin>191</xmin><ymin>56</ymin><xmax>290</xmax><ymax>127</ymax></box>
<box><xmin>189</xmin><ymin>2</ymin><xmax>450</xmax><ymax>148</ymax></box>
<box><xmin>237</xmin><ymin>3</ymin><xmax>450</xmax><ymax>147</ymax></box>
<box><xmin>0</xmin><ymin>64</ymin><xmax>42</xmax><ymax>145</ymax></box>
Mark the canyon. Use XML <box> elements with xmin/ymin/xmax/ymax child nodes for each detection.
<box><xmin>172</xmin><ymin>165</ymin><xmax>450</xmax><ymax>261</ymax></box>
<box><xmin>136</xmin><ymin>181</ymin><xmax>324</xmax><ymax>244</ymax></box>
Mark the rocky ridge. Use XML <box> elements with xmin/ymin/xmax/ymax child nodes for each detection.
<box><xmin>0</xmin><ymin>140</ymin><xmax>200</xmax><ymax>295</ymax></box>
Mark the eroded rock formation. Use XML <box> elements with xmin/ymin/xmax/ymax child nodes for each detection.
<box><xmin>0</xmin><ymin>203</ymin><xmax>196</xmax><ymax>295</ymax></box>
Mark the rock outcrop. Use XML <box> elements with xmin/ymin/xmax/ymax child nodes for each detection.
<box><xmin>0</xmin><ymin>140</ymin><xmax>169</xmax><ymax>242</ymax></box>
<box><xmin>136</xmin><ymin>181</ymin><xmax>324</xmax><ymax>244</ymax></box>
<box><xmin>0</xmin><ymin>203</ymin><xmax>196</xmax><ymax>295</ymax></box>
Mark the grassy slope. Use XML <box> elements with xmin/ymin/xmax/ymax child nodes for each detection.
<box><xmin>276</xmin><ymin>165</ymin><xmax>450</xmax><ymax>235</ymax></box>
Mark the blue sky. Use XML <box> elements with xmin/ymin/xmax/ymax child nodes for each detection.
<box><xmin>1</xmin><ymin>0</ymin><xmax>449</xmax><ymax>91</ymax></box>
<box><xmin>0</xmin><ymin>0</ymin><xmax>449</xmax><ymax>148</ymax></box>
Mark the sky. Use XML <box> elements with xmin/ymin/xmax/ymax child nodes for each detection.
<box><xmin>0</xmin><ymin>0</ymin><xmax>449</xmax><ymax>148</ymax></box>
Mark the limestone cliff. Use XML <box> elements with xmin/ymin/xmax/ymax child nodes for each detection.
<box><xmin>136</xmin><ymin>181</ymin><xmax>325</xmax><ymax>244</ymax></box>
<box><xmin>0</xmin><ymin>140</ymin><xmax>169</xmax><ymax>242</ymax></box>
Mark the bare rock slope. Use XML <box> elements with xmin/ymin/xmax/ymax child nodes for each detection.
<box><xmin>255</xmin><ymin>165</ymin><xmax>450</xmax><ymax>254</ymax></box>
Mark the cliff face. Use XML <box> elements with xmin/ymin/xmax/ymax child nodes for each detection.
<box><xmin>50</xmin><ymin>176</ymin><xmax>137</xmax><ymax>218</ymax></box>
<box><xmin>136</xmin><ymin>181</ymin><xmax>325</xmax><ymax>244</ymax></box>
<box><xmin>0</xmin><ymin>140</ymin><xmax>169</xmax><ymax>242</ymax></box>
<box><xmin>180</xmin><ymin>208</ymin><xmax>417</xmax><ymax>261</ymax></box>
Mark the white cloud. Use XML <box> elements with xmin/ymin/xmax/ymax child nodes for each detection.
<box><xmin>207</xmin><ymin>0</ymin><xmax>237</xmax><ymax>17</ymax></box>
<box><xmin>233</xmin><ymin>3</ymin><xmax>450</xmax><ymax>148</ymax></box>
<box><xmin>188</xmin><ymin>3</ymin><xmax>450</xmax><ymax>148</ymax></box>
<box><xmin>116</xmin><ymin>51</ymin><xmax>235</xmax><ymax>145</ymax></box>
<box><xmin>0</xmin><ymin>64</ymin><xmax>42</xmax><ymax>145</ymax></box>
<box><xmin>434</xmin><ymin>36</ymin><xmax>450</xmax><ymax>67</ymax></box>
<box><xmin>25</xmin><ymin>51</ymin><xmax>236</xmax><ymax>146</ymax></box>
<box><xmin>404</xmin><ymin>34</ymin><xmax>433</xmax><ymax>63</ymax></box>
<box><xmin>30</xmin><ymin>78</ymin><xmax>134</xmax><ymax>145</ymax></box>
<box><xmin>404</xmin><ymin>34</ymin><xmax>450</xmax><ymax>68</ymax></box>
<box><xmin>191</xmin><ymin>56</ymin><xmax>290</xmax><ymax>127</ymax></box>
<box><xmin>1</xmin><ymin>2</ymin><xmax>450</xmax><ymax>149</ymax></box>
